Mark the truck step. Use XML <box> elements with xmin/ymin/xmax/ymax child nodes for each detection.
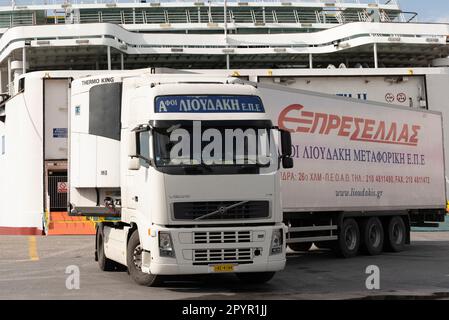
<box><xmin>46</xmin><ymin>211</ymin><xmax>96</xmax><ymax>235</ymax></box>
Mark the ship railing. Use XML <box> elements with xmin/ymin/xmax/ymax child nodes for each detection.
<box><xmin>168</xmin><ymin>9</ymin><xmax>191</xmax><ymax>24</ymax></box>
<box><xmin>0</xmin><ymin>11</ymin><xmax>34</xmax><ymax>27</ymax></box>
<box><xmin>77</xmin><ymin>8</ymin><xmax>406</xmax><ymax>25</ymax></box>
<box><xmin>0</xmin><ymin>1</ymin><xmax>414</xmax><ymax>27</ymax></box>
<box><xmin>0</xmin><ymin>0</ymin><xmax>400</xmax><ymax>6</ymax></box>
<box><xmin>357</xmin><ymin>9</ymin><xmax>371</xmax><ymax>22</ymax></box>
<box><xmin>401</xmin><ymin>11</ymin><xmax>418</xmax><ymax>23</ymax></box>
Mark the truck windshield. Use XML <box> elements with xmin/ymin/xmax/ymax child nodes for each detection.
<box><xmin>152</xmin><ymin>120</ymin><xmax>277</xmax><ymax>175</ymax></box>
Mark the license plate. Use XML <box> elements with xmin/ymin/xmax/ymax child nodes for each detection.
<box><xmin>212</xmin><ymin>264</ymin><xmax>235</xmax><ymax>272</ymax></box>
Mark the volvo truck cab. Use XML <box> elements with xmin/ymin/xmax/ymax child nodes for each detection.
<box><xmin>69</xmin><ymin>73</ymin><xmax>293</xmax><ymax>285</ymax></box>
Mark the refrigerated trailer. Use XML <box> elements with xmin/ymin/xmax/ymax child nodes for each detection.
<box><xmin>253</xmin><ymin>68</ymin><xmax>449</xmax><ymax>201</ymax></box>
<box><xmin>257</xmin><ymin>82</ymin><xmax>446</xmax><ymax>257</ymax></box>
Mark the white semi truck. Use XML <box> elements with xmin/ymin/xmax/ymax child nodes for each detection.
<box><xmin>0</xmin><ymin>69</ymin><xmax>446</xmax><ymax>286</ymax></box>
<box><xmin>68</xmin><ymin>72</ymin><xmax>293</xmax><ymax>286</ymax></box>
<box><xmin>69</xmin><ymin>70</ymin><xmax>445</xmax><ymax>284</ymax></box>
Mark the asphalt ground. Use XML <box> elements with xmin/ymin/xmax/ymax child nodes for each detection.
<box><xmin>0</xmin><ymin>232</ymin><xmax>449</xmax><ymax>300</ymax></box>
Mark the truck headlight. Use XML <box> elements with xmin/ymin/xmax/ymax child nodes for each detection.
<box><xmin>270</xmin><ymin>229</ymin><xmax>283</xmax><ymax>255</ymax></box>
<box><xmin>159</xmin><ymin>232</ymin><xmax>175</xmax><ymax>257</ymax></box>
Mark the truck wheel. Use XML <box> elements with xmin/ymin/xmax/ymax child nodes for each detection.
<box><xmin>385</xmin><ymin>216</ymin><xmax>406</xmax><ymax>252</ymax></box>
<box><xmin>288</xmin><ymin>242</ymin><xmax>313</xmax><ymax>252</ymax></box>
<box><xmin>236</xmin><ymin>272</ymin><xmax>275</xmax><ymax>284</ymax></box>
<box><xmin>96</xmin><ymin>225</ymin><xmax>122</xmax><ymax>271</ymax></box>
<box><xmin>334</xmin><ymin>218</ymin><xmax>360</xmax><ymax>258</ymax></box>
<box><xmin>360</xmin><ymin>217</ymin><xmax>384</xmax><ymax>256</ymax></box>
<box><xmin>127</xmin><ymin>230</ymin><xmax>163</xmax><ymax>286</ymax></box>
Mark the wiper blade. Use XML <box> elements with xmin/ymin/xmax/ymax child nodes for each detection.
<box><xmin>133</xmin><ymin>155</ymin><xmax>153</xmax><ymax>166</ymax></box>
<box><xmin>178</xmin><ymin>162</ymin><xmax>213</xmax><ymax>172</ymax></box>
<box><xmin>194</xmin><ymin>201</ymin><xmax>249</xmax><ymax>221</ymax></box>
<box><xmin>198</xmin><ymin>162</ymin><xmax>213</xmax><ymax>172</ymax></box>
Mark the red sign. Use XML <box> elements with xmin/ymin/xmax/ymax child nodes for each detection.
<box><xmin>397</xmin><ymin>93</ymin><xmax>407</xmax><ymax>103</ymax></box>
<box><xmin>278</xmin><ymin>104</ymin><xmax>421</xmax><ymax>147</ymax></box>
<box><xmin>57</xmin><ymin>182</ymin><xmax>67</xmax><ymax>193</ymax></box>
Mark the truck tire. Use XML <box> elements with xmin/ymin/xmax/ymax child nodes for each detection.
<box><xmin>96</xmin><ymin>225</ymin><xmax>123</xmax><ymax>272</ymax></box>
<box><xmin>334</xmin><ymin>218</ymin><xmax>360</xmax><ymax>258</ymax></box>
<box><xmin>385</xmin><ymin>216</ymin><xmax>406</xmax><ymax>252</ymax></box>
<box><xmin>288</xmin><ymin>242</ymin><xmax>313</xmax><ymax>252</ymax></box>
<box><xmin>127</xmin><ymin>230</ymin><xmax>163</xmax><ymax>286</ymax></box>
<box><xmin>360</xmin><ymin>217</ymin><xmax>384</xmax><ymax>256</ymax></box>
<box><xmin>236</xmin><ymin>272</ymin><xmax>275</xmax><ymax>284</ymax></box>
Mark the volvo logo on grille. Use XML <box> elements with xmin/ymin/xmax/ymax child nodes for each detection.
<box><xmin>194</xmin><ymin>200</ymin><xmax>250</xmax><ymax>221</ymax></box>
<box><xmin>218</xmin><ymin>206</ymin><xmax>227</xmax><ymax>214</ymax></box>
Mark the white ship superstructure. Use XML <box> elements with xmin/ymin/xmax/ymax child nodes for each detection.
<box><xmin>0</xmin><ymin>0</ymin><xmax>447</xmax><ymax>87</ymax></box>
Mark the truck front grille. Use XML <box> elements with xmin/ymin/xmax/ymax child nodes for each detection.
<box><xmin>193</xmin><ymin>248</ymin><xmax>253</xmax><ymax>264</ymax></box>
<box><xmin>173</xmin><ymin>201</ymin><xmax>269</xmax><ymax>220</ymax></box>
<box><xmin>194</xmin><ymin>231</ymin><xmax>251</xmax><ymax>244</ymax></box>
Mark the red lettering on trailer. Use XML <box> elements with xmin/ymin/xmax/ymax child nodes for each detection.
<box><xmin>278</xmin><ymin>104</ymin><xmax>421</xmax><ymax>147</ymax></box>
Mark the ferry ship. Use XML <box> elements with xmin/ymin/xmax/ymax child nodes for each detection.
<box><xmin>0</xmin><ymin>0</ymin><xmax>448</xmax><ymax>235</ymax></box>
<box><xmin>0</xmin><ymin>0</ymin><xmax>447</xmax><ymax>76</ymax></box>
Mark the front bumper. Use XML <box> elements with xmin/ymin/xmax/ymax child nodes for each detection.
<box><xmin>141</xmin><ymin>224</ymin><xmax>287</xmax><ymax>275</ymax></box>
<box><xmin>148</xmin><ymin>259</ymin><xmax>286</xmax><ymax>275</ymax></box>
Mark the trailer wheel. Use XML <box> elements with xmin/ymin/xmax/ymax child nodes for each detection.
<box><xmin>360</xmin><ymin>217</ymin><xmax>384</xmax><ymax>256</ymax></box>
<box><xmin>385</xmin><ymin>216</ymin><xmax>406</xmax><ymax>252</ymax></box>
<box><xmin>96</xmin><ymin>225</ymin><xmax>123</xmax><ymax>272</ymax></box>
<box><xmin>127</xmin><ymin>230</ymin><xmax>163</xmax><ymax>286</ymax></box>
<box><xmin>288</xmin><ymin>242</ymin><xmax>313</xmax><ymax>252</ymax></box>
<box><xmin>334</xmin><ymin>218</ymin><xmax>360</xmax><ymax>258</ymax></box>
<box><xmin>236</xmin><ymin>272</ymin><xmax>275</xmax><ymax>284</ymax></box>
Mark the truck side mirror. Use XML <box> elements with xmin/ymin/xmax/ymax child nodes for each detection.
<box><xmin>128</xmin><ymin>132</ymin><xmax>140</xmax><ymax>170</ymax></box>
<box><xmin>128</xmin><ymin>157</ymin><xmax>140</xmax><ymax>171</ymax></box>
<box><xmin>280</xmin><ymin>129</ymin><xmax>292</xmax><ymax>157</ymax></box>
<box><xmin>280</xmin><ymin>129</ymin><xmax>294</xmax><ymax>169</ymax></box>
<box><xmin>282</xmin><ymin>157</ymin><xmax>294</xmax><ymax>169</ymax></box>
